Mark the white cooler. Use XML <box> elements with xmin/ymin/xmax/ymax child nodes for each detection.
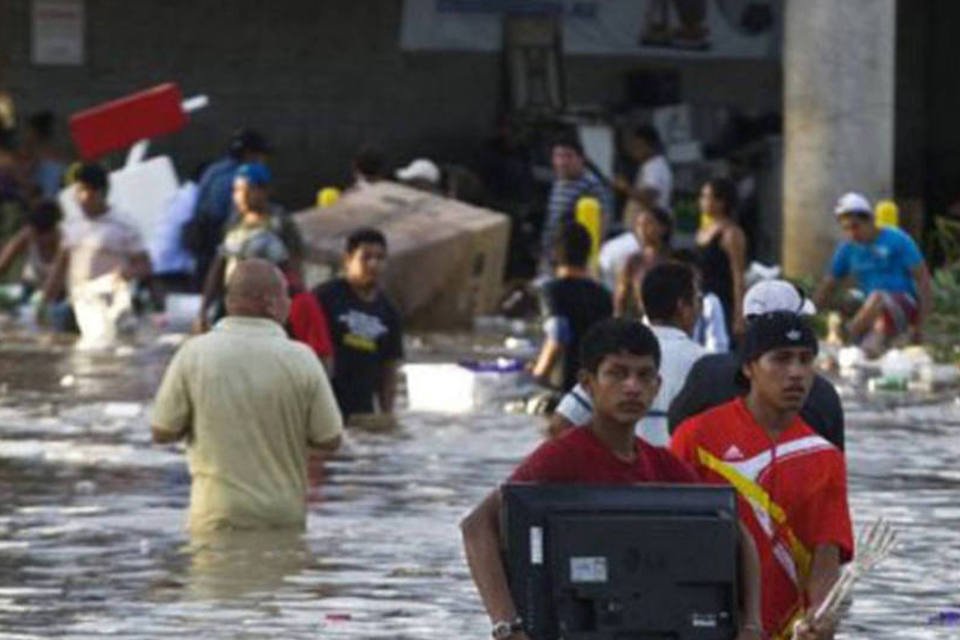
<box><xmin>403</xmin><ymin>359</ymin><xmax>527</xmax><ymax>413</ymax></box>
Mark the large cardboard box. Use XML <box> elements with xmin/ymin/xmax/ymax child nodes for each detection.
<box><xmin>293</xmin><ymin>182</ymin><xmax>511</xmax><ymax>330</ymax></box>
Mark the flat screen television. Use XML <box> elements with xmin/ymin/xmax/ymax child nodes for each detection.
<box><xmin>501</xmin><ymin>484</ymin><xmax>740</xmax><ymax>640</ymax></box>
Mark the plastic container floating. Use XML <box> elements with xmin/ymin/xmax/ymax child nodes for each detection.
<box><xmin>919</xmin><ymin>363</ymin><xmax>960</xmax><ymax>387</ymax></box>
<box><xmin>70</xmin><ymin>273</ymin><xmax>136</xmax><ymax>350</ymax></box>
<box><xmin>928</xmin><ymin>610</ymin><xmax>960</xmax><ymax>626</ymax></box>
<box><xmin>879</xmin><ymin>349</ymin><xmax>915</xmax><ymax>380</ymax></box>
<box><xmin>404</xmin><ymin>358</ymin><xmax>528</xmax><ymax>413</ymax></box>
<box><xmin>868</xmin><ymin>376</ymin><xmax>909</xmax><ymax>393</ymax></box>
<box><xmin>837</xmin><ymin>346</ymin><xmax>866</xmax><ymax>371</ymax></box>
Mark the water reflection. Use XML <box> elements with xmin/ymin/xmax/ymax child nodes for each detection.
<box><xmin>182</xmin><ymin>528</ymin><xmax>310</xmax><ymax>601</ymax></box>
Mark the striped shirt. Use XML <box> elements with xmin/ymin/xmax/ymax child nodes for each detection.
<box><xmin>541</xmin><ymin>172</ymin><xmax>615</xmax><ymax>259</ymax></box>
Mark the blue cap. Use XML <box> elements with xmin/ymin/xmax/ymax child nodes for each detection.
<box><xmin>235</xmin><ymin>162</ymin><xmax>272</xmax><ymax>187</ymax></box>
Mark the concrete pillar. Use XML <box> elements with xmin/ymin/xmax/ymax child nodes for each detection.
<box><xmin>782</xmin><ymin>0</ymin><xmax>896</xmax><ymax>278</ymax></box>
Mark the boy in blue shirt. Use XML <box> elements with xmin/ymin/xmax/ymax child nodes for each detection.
<box><xmin>813</xmin><ymin>192</ymin><xmax>932</xmax><ymax>350</ymax></box>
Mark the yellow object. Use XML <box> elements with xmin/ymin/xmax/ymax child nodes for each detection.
<box><xmin>875</xmin><ymin>199</ymin><xmax>899</xmax><ymax>228</ymax></box>
<box><xmin>316</xmin><ymin>186</ymin><xmax>341</xmax><ymax>208</ymax></box>
<box><xmin>0</xmin><ymin>91</ymin><xmax>16</xmax><ymax>130</ymax></box>
<box><xmin>699</xmin><ymin>212</ymin><xmax>714</xmax><ymax>229</ymax></box>
<box><xmin>575</xmin><ymin>196</ymin><xmax>602</xmax><ymax>268</ymax></box>
<box><xmin>64</xmin><ymin>161</ymin><xmax>84</xmax><ymax>186</ymax></box>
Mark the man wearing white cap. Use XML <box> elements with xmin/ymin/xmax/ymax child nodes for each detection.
<box><xmin>395</xmin><ymin>158</ymin><xmax>441</xmax><ymax>193</ymax></box>
<box><xmin>669</xmin><ymin>279</ymin><xmax>845</xmax><ymax>451</ymax></box>
<box><xmin>813</xmin><ymin>192</ymin><xmax>932</xmax><ymax>351</ymax></box>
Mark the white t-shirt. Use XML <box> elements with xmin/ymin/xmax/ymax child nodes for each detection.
<box><xmin>554</xmin><ymin>323</ymin><xmax>705</xmax><ymax>446</ymax></box>
<box><xmin>598</xmin><ymin>231</ymin><xmax>641</xmax><ymax>291</ymax></box>
<box><xmin>642</xmin><ymin>325</ymin><xmax>705</xmax><ymax>444</ymax></box>
<box><xmin>62</xmin><ymin>210</ymin><xmax>147</xmax><ymax>296</ymax></box>
<box><xmin>636</xmin><ymin>155</ymin><xmax>672</xmax><ymax>210</ymax></box>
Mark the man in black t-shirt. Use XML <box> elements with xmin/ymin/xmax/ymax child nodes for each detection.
<box><xmin>314</xmin><ymin>228</ymin><xmax>403</xmax><ymax>422</ymax></box>
<box><xmin>531</xmin><ymin>222</ymin><xmax>613</xmax><ymax>391</ymax></box>
<box><xmin>668</xmin><ymin>279</ymin><xmax>845</xmax><ymax>450</ymax></box>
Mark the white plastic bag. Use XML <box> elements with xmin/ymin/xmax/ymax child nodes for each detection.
<box><xmin>72</xmin><ymin>273</ymin><xmax>134</xmax><ymax>350</ymax></box>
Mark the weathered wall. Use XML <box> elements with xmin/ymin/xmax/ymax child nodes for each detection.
<box><xmin>1</xmin><ymin>1</ymin><xmax>502</xmax><ymax>205</ymax></box>
<box><xmin>1</xmin><ymin>0</ymin><xmax>781</xmax><ymax>210</ymax></box>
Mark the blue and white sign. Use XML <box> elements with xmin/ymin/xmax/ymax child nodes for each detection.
<box><xmin>401</xmin><ymin>0</ymin><xmax>781</xmax><ymax>59</ymax></box>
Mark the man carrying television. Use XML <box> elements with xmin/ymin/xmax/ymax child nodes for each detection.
<box><xmin>671</xmin><ymin>312</ymin><xmax>853</xmax><ymax>640</ymax></box>
<box><xmin>461</xmin><ymin>319</ymin><xmax>763</xmax><ymax>640</ymax></box>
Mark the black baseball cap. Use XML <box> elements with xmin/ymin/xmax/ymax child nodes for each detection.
<box><xmin>736</xmin><ymin>311</ymin><xmax>819</xmax><ymax>387</ymax></box>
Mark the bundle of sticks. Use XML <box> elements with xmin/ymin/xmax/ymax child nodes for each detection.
<box><xmin>793</xmin><ymin>518</ymin><xmax>897</xmax><ymax>638</ymax></box>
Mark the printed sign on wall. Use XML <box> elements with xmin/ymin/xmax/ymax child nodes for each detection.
<box><xmin>32</xmin><ymin>0</ymin><xmax>85</xmax><ymax>66</ymax></box>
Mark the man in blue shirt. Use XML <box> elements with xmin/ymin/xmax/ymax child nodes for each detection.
<box><xmin>186</xmin><ymin>128</ymin><xmax>270</xmax><ymax>286</ymax></box>
<box><xmin>813</xmin><ymin>192</ymin><xmax>932</xmax><ymax>349</ymax></box>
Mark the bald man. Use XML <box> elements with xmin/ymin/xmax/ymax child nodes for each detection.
<box><xmin>152</xmin><ymin>259</ymin><xmax>343</xmax><ymax>533</ymax></box>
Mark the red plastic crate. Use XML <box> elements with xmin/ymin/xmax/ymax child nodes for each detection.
<box><xmin>69</xmin><ymin>83</ymin><xmax>187</xmax><ymax>160</ymax></box>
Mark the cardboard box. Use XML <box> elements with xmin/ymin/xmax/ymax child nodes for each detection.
<box><xmin>293</xmin><ymin>182</ymin><xmax>511</xmax><ymax>330</ymax></box>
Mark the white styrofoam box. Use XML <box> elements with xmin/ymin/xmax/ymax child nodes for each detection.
<box><xmin>404</xmin><ymin>359</ymin><xmax>526</xmax><ymax>413</ymax></box>
<box><xmin>58</xmin><ymin>155</ymin><xmax>180</xmax><ymax>246</ymax></box>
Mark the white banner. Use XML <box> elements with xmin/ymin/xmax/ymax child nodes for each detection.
<box><xmin>401</xmin><ymin>0</ymin><xmax>781</xmax><ymax>59</ymax></box>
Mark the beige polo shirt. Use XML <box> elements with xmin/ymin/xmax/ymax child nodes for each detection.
<box><xmin>152</xmin><ymin>316</ymin><xmax>343</xmax><ymax>533</ymax></box>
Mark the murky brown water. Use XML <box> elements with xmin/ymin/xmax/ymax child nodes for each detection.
<box><xmin>1</xmin><ymin>321</ymin><xmax>958</xmax><ymax>639</ymax></box>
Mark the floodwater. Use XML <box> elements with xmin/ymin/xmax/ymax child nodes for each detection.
<box><xmin>0</xmin><ymin>322</ymin><xmax>958</xmax><ymax>639</ymax></box>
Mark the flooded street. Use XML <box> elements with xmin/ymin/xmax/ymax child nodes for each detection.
<box><xmin>1</xmin><ymin>326</ymin><xmax>958</xmax><ymax>639</ymax></box>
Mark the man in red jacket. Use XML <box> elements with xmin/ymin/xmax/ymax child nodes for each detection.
<box><xmin>672</xmin><ymin>311</ymin><xmax>853</xmax><ymax>639</ymax></box>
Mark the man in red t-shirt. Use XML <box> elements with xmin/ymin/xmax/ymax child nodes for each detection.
<box><xmin>671</xmin><ymin>311</ymin><xmax>854</xmax><ymax>640</ymax></box>
<box><xmin>461</xmin><ymin>318</ymin><xmax>763</xmax><ymax>640</ymax></box>
<box><xmin>283</xmin><ymin>269</ymin><xmax>333</xmax><ymax>370</ymax></box>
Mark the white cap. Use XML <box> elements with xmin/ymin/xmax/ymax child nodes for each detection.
<box><xmin>834</xmin><ymin>192</ymin><xmax>873</xmax><ymax>217</ymax></box>
<box><xmin>743</xmin><ymin>279</ymin><xmax>816</xmax><ymax>317</ymax></box>
<box><xmin>396</xmin><ymin>158</ymin><xmax>440</xmax><ymax>185</ymax></box>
